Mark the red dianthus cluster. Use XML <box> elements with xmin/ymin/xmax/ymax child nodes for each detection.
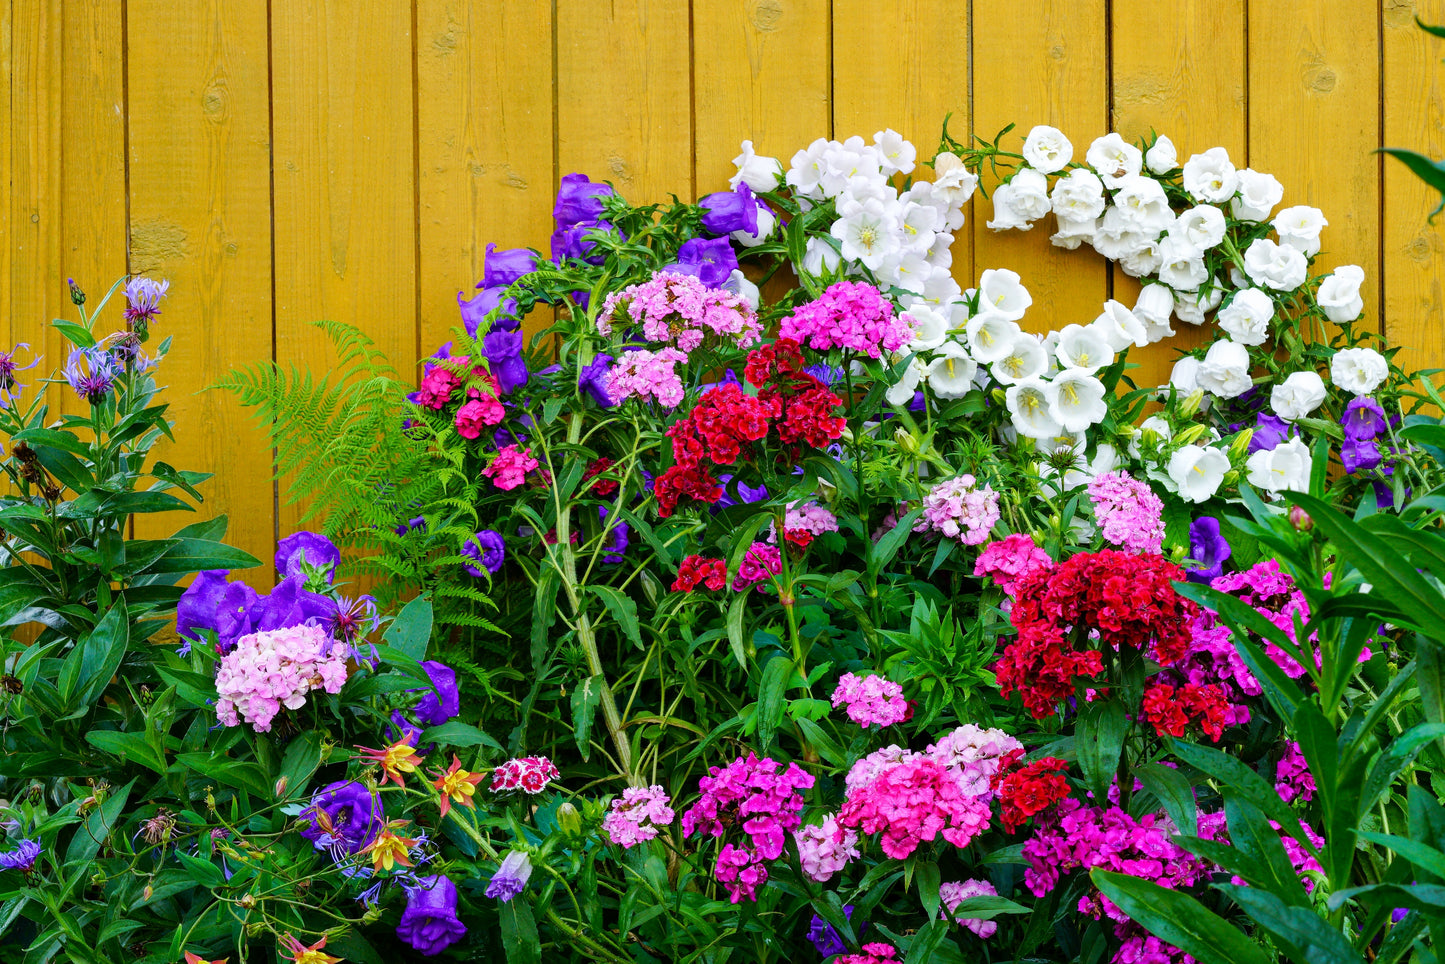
<box><xmin>581</xmin><ymin>457</ymin><xmax>619</xmax><ymax>497</ymax></box>
<box><xmin>672</xmin><ymin>554</ymin><xmax>728</xmax><ymax>592</ymax></box>
<box><xmin>995</xmin><ymin>551</ymin><xmax>1197</xmax><ymax>719</ymax></box>
<box><xmin>1142</xmin><ymin>682</ymin><xmax>1228</xmax><ymax>742</ymax></box>
<box><xmin>994</xmin><ymin>756</ymin><xmax>1071</xmax><ymax>833</ymax></box>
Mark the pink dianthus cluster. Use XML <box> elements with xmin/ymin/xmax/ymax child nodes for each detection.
<box><xmin>732</xmin><ymin>542</ymin><xmax>782</xmax><ymax>591</ymax></box>
<box><xmin>597</xmin><ymin>271</ymin><xmax>762</xmax><ymax>351</ymax></box>
<box><xmin>1113</xmin><ymin>922</ymin><xmax>1197</xmax><ymax>964</ymax></box>
<box><xmin>925</xmin><ymin>724</ymin><xmax>1024</xmax><ymax>795</ymax></box>
<box><xmin>214</xmin><ymin>623</ymin><xmax>347</xmax><ymax>733</ymax></box>
<box><xmin>604</xmin><ymin>347</ymin><xmax>688</xmax><ymax>407</ymax></box>
<box><xmin>776</xmin><ymin>502</ymin><xmax>839</xmax><ymax>549</ymax></box>
<box><xmin>974</xmin><ymin>534</ymin><xmax>1053</xmax><ymax>597</ymax></box>
<box><xmin>914</xmin><ymin>474</ymin><xmax>1000</xmax><ymax>545</ymax></box>
<box><xmin>482</xmin><ymin>443</ymin><xmax>540</xmax><ymax>490</ymax></box>
<box><xmin>714</xmin><ymin>843</ymin><xmax>770</xmax><ymax>903</ymax></box>
<box><xmin>1088</xmin><ymin>471</ymin><xmax>1165</xmax><ymax>554</ymax></box>
<box><xmin>836</xmin><ymin>944</ymin><xmax>902</xmax><ymax>964</ymax></box>
<box><xmin>778</xmin><ymin>281</ymin><xmax>912</xmax><ymax>359</ymax></box>
<box><xmin>1274</xmin><ymin>741</ymin><xmax>1316</xmax><ymax>804</ymax></box>
<box><xmin>416</xmin><ymin>359</ymin><xmax>467</xmax><ymax>410</ymax></box>
<box><xmin>490</xmin><ymin>756</ymin><xmax>560</xmax><ymax>794</ymax></box>
<box><xmin>454</xmin><ymin>383</ymin><xmax>506</xmax><ymax>439</ymax></box>
<box><xmin>602</xmin><ymin>785</ymin><xmax>675</xmax><ymax>848</ymax></box>
<box><xmin>939</xmin><ymin>878</ymin><xmax>1000</xmax><ymax>938</ymax></box>
<box><xmin>793</xmin><ymin>814</ymin><xmax>861</xmax><ymax>882</ymax></box>
<box><xmin>831</xmin><ymin>673</ymin><xmax>909</xmax><ymax>728</ymax></box>
<box><xmin>837</xmin><ymin>756</ymin><xmax>992</xmax><ymax>859</ymax></box>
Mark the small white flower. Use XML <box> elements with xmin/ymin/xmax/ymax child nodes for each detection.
<box><xmin>986</xmin><ymin>183</ymin><xmax>1032</xmax><ymax>231</ymax></box>
<box><xmin>897</xmin><ymin>200</ymin><xmax>939</xmax><ymax>254</ymax></box>
<box><xmin>1270</xmin><ymin>370</ymin><xmax>1327</xmax><ymax>421</ymax></box>
<box><xmin>1272</xmin><ymin>205</ymin><xmax>1328</xmax><ymax>256</ymax></box>
<box><xmin>1047</xmin><ymin>369</ymin><xmax>1109</xmax><ymax>432</ymax></box>
<box><xmin>1317</xmin><ymin>265</ymin><xmax>1366</xmax><ymax>323</ymax></box>
<box><xmin>1232</xmin><ymin>168</ymin><xmax>1284</xmax><ymax>222</ymax></box>
<box><xmin>786</xmin><ymin>137</ymin><xmax>833</xmax><ymax>197</ymax></box>
<box><xmin>730</xmin><ymin>140</ymin><xmax>784</xmax><ymax>192</ymax></box>
<box><xmin>966</xmin><ymin>313</ymin><xmax>1023</xmax><ymax>364</ymax></box>
<box><xmin>1182</xmin><ymin>147</ymin><xmax>1239</xmax><ymax>203</ymax></box>
<box><xmin>1091</xmin><ymin>209</ymin><xmax>1152</xmax><ymax>260</ymax></box>
<box><xmin>931</xmin><ymin>152</ymin><xmax>980</xmax><ymax>206</ymax></box>
<box><xmin>1173</xmin><ymin>286</ymin><xmax>1218</xmax><ymax>326</ymax></box>
<box><xmin>1156</xmin><ymin>235</ymin><xmax>1209</xmax><ymax>291</ymax></box>
<box><xmin>1051</xmin><ymin>216</ymin><xmax>1099</xmax><ymax>251</ymax></box>
<box><xmin>1110</xmin><ymin>175</ymin><xmax>1175</xmax><ymax>233</ymax></box>
<box><xmin>723</xmin><ymin>269</ymin><xmax>760</xmax><ymax>309</ymax></box>
<box><xmin>1195</xmin><ymin>339</ymin><xmax>1253</xmax><ymax>399</ymax></box>
<box><xmin>924</xmin><ymin>344</ymin><xmax>979</xmax><ymax>398</ymax></box>
<box><xmin>1054</xmin><ymin>324</ymin><xmax>1115</xmax><ymax>373</ymax></box>
<box><xmin>1169</xmin><ymin>355</ymin><xmax>1202</xmax><ymax>394</ymax></box>
<box><xmin>1247</xmin><ymin>436</ymin><xmax>1312</xmax><ymax>494</ymax></box>
<box><xmin>1172</xmin><ymin>205</ymin><xmax>1227</xmax><ymax>251</ymax></box>
<box><xmin>901</xmin><ymin>304</ymin><xmax>949</xmax><ymax>350</ymax></box>
<box><xmin>1091</xmin><ymin>300</ymin><xmax>1148</xmax><ymax>351</ymax></box>
<box><xmin>800</xmin><ymin>236</ymin><xmax>842</xmax><ymax>277</ymax></box>
<box><xmin>1006</xmin><ymin>377</ymin><xmax>1063</xmax><ymax>439</ymax></box>
<box><xmin>1023</xmin><ymin>125</ymin><xmax>1074</xmax><ymax>174</ymax></box>
<box><xmin>1216</xmin><ymin>288</ymin><xmax>1275</xmax><ymax>346</ymax></box>
<box><xmin>1050</xmin><ymin>168</ymin><xmax>1107</xmax><ymax>221</ymax></box>
<box><xmin>1242</xmin><ymin>238</ymin><xmax>1308</xmax><ymax>291</ymax></box>
<box><xmin>873</xmin><ymin>128</ymin><xmax>917</xmax><ymax>176</ymax></box>
<box><xmin>1168</xmin><ymin>446</ymin><xmax>1230</xmax><ymax>503</ymax></box>
<box><xmin>1330</xmin><ymin>346</ymin><xmax>1389</xmax><ymax>395</ymax></box>
<box><xmin>831</xmin><ymin>197</ymin><xmax>900</xmax><ymax>269</ymax></box>
<box><xmin>976</xmin><ymin>268</ymin><xmax>1032</xmax><ymax>321</ymax></box>
<box><xmin>1145</xmin><ymin>135</ymin><xmax>1178</xmax><ymax>174</ymax></box>
<box><xmin>1120</xmin><ymin>237</ymin><xmax>1165</xmax><ymax>278</ymax></box>
<box><xmin>990</xmin><ymin>332</ymin><xmax>1049</xmax><ymax>384</ymax></box>
<box><xmin>1086</xmin><ymin>133</ymin><xmax>1143</xmax><ymax>188</ymax></box>
<box><xmin>878</xmin><ymin>250</ymin><xmax>932</xmax><ymax>294</ymax></box>
<box><xmin>1009</xmin><ymin>168</ymin><xmax>1052</xmax><ymax>222</ymax></box>
<box><xmin>885</xmin><ymin>355</ymin><xmax>926</xmax><ymax>406</ymax></box>
<box><xmin>1134</xmin><ymin>283</ymin><xmax>1176</xmax><ymax>343</ymax></box>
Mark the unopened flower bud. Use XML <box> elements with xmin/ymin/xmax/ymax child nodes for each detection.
<box><xmin>67</xmin><ymin>278</ymin><xmax>85</xmax><ymax>306</ymax></box>
<box><xmin>1174</xmin><ymin>423</ymin><xmax>1210</xmax><ymax>447</ymax></box>
<box><xmin>838</xmin><ymin>426</ymin><xmax>855</xmax><ymax>444</ymax></box>
<box><xmin>1228</xmin><ymin>429</ymin><xmax>1254</xmax><ymax>461</ymax></box>
<box><xmin>1222</xmin><ymin>470</ymin><xmax>1241</xmax><ymax>487</ymax></box>
<box><xmin>991</xmin><ymin>388</ymin><xmax>1007</xmax><ymax>406</ymax></box>
<box><xmin>273</xmin><ymin>776</ymin><xmax>288</xmax><ymax>799</ymax></box>
<box><xmin>1139</xmin><ymin>428</ymin><xmax>1162</xmax><ymax>452</ymax></box>
<box><xmin>557</xmin><ymin>801</ymin><xmax>582</xmax><ymax>835</ymax></box>
<box><xmin>893</xmin><ymin>425</ymin><xmax>920</xmax><ymax>455</ymax></box>
<box><xmin>238</xmin><ymin>893</ymin><xmax>257</xmax><ymax>911</ymax></box>
<box><xmin>1289</xmin><ymin>505</ymin><xmax>1313</xmax><ymax>532</ymax></box>
<box><xmin>1175</xmin><ymin>389</ymin><xmax>1205</xmax><ymax>420</ymax></box>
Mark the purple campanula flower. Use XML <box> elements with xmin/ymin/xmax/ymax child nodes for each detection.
<box><xmin>664</xmin><ymin>237</ymin><xmax>738</xmax><ymax>289</ymax></box>
<box><xmin>1342</xmin><ymin>396</ymin><xmax>1387</xmax><ymax>442</ymax></box>
<box><xmin>177</xmin><ymin>570</ymin><xmax>259</xmax><ymax>653</ymax></box>
<box><xmin>300</xmin><ymin>781</ymin><xmax>384</xmax><ymax>855</ymax></box>
<box><xmin>0</xmin><ymin>839</ymin><xmax>41</xmax><ymax>873</ymax></box>
<box><xmin>599</xmin><ymin>507</ymin><xmax>629</xmax><ymax>564</ymax></box>
<box><xmin>483</xmin><ymin>328</ymin><xmax>529</xmax><ymax>394</ymax></box>
<box><xmin>550</xmin><ymin>218</ymin><xmax>618</xmax><ymax>266</ymax></box>
<box><xmin>712</xmin><ymin>475</ymin><xmax>768</xmax><ymax>512</ymax></box>
<box><xmin>806</xmin><ymin>905</ymin><xmax>859</xmax><ymax>956</ymax></box>
<box><xmin>397</xmin><ymin>875</ymin><xmax>467</xmax><ymax>955</ymax></box>
<box><xmin>1185</xmin><ymin>517</ymin><xmax>1232</xmax><ymax>584</ymax></box>
<box><xmin>249</xmin><ymin>572</ymin><xmax>334</xmax><ymax>633</ymax></box>
<box><xmin>804</xmin><ymin>363</ymin><xmax>842</xmax><ymax>387</ymax></box>
<box><xmin>394</xmin><ymin>515</ymin><xmax>427</xmax><ymax>536</ymax></box>
<box><xmin>1343</xmin><ymin>438</ymin><xmax>1382</xmax><ymax>474</ymax></box>
<box><xmin>389</xmin><ymin>710</ymin><xmax>426</xmax><ymax>748</ymax></box>
<box><xmin>485</xmin><ymin>850</ymin><xmax>533</xmax><ymax>902</ymax></box>
<box><xmin>554</xmin><ymin>173</ymin><xmax>614</xmax><ymax>228</ymax></box>
<box><xmin>700</xmin><ymin>183</ymin><xmax>759</xmax><ymax>236</ymax></box>
<box><xmin>482</xmin><ymin>243</ymin><xmax>538</xmax><ymax>289</ymax></box>
<box><xmin>414</xmin><ymin>661</ymin><xmax>461</xmax><ymax>727</ymax></box>
<box><xmin>276</xmin><ymin>531</ymin><xmax>341</xmax><ymax>582</ymax></box>
<box><xmin>1249</xmin><ymin>413</ymin><xmax>1294</xmax><ymax>454</ymax></box>
<box><xmin>459</xmin><ymin>286</ymin><xmax>521</xmax><ymax>338</ymax></box>
<box><xmin>63</xmin><ymin>346</ymin><xmax>123</xmax><ymax>405</ymax></box>
<box><xmin>462</xmin><ymin>529</ymin><xmax>506</xmax><ymax>577</ymax></box>
<box><xmin>578</xmin><ymin>353</ymin><xmax>615</xmax><ymax>407</ymax></box>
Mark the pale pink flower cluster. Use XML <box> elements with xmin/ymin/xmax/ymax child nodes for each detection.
<box><xmin>482</xmin><ymin>444</ymin><xmax>539</xmax><ymax>490</ymax></box>
<box><xmin>830</xmin><ymin>673</ymin><xmax>909</xmax><ymax>728</ymax></box>
<box><xmin>778</xmin><ymin>281</ymin><xmax>913</xmax><ymax>358</ymax></box>
<box><xmin>214</xmin><ymin>623</ymin><xmax>347</xmax><ymax>732</ymax></box>
<box><xmin>604</xmin><ymin>348</ymin><xmax>688</xmax><ymax>407</ymax></box>
<box><xmin>597</xmin><ymin>272</ymin><xmax>762</xmax><ymax>351</ymax></box>
<box><xmin>732</xmin><ymin>542</ymin><xmax>782</xmax><ymax>591</ymax></box>
<box><xmin>1088</xmin><ymin>471</ymin><xmax>1165</xmax><ymax>554</ymax></box>
<box><xmin>925</xmin><ymin>724</ymin><xmax>1024</xmax><ymax>795</ymax></box>
<box><xmin>939</xmin><ymin>878</ymin><xmax>1000</xmax><ymax>938</ymax></box>
<box><xmin>914</xmin><ymin>474</ymin><xmax>1000</xmax><ymax>545</ymax></box>
<box><xmin>793</xmin><ymin>814</ymin><xmax>861</xmax><ymax>882</ymax></box>
<box><xmin>837</xmin><ymin>756</ymin><xmax>993</xmax><ymax>859</ymax></box>
<box><xmin>491</xmin><ymin>756</ymin><xmax>560</xmax><ymax>794</ymax></box>
<box><xmin>974</xmin><ymin>534</ymin><xmax>1053</xmax><ymax>596</ymax></box>
<box><xmin>844</xmin><ymin>744</ymin><xmax>912</xmax><ymax>792</ymax></box>
<box><xmin>602</xmin><ymin>785</ymin><xmax>675</xmax><ymax>848</ymax></box>
<box><xmin>775</xmin><ymin>502</ymin><xmax>839</xmax><ymax>546</ymax></box>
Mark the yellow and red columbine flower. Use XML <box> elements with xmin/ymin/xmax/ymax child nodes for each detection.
<box><xmin>183</xmin><ymin>953</ymin><xmax>228</xmax><ymax>964</ymax></box>
<box><xmin>363</xmin><ymin>819</ymin><xmax>418</xmax><ymax>872</ymax></box>
<box><xmin>279</xmin><ymin>934</ymin><xmax>342</xmax><ymax>964</ymax></box>
<box><xmin>432</xmin><ymin>755</ymin><xmax>485</xmax><ymax>819</ymax></box>
<box><xmin>354</xmin><ymin>740</ymin><xmax>423</xmax><ymax>788</ymax></box>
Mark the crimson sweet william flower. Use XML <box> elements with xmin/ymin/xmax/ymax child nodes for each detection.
<box><xmin>994</xmin><ymin>757</ymin><xmax>1071</xmax><ymax>833</ymax></box>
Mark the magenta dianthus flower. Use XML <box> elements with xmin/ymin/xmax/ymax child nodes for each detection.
<box><xmin>925</xmin><ymin>723</ymin><xmax>1024</xmax><ymax>795</ymax></box>
<box><xmin>831</xmin><ymin>673</ymin><xmax>909</xmax><ymax>728</ymax></box>
<box><xmin>838</xmin><ymin>756</ymin><xmax>992</xmax><ymax>859</ymax></box>
<box><xmin>482</xmin><ymin>444</ymin><xmax>539</xmax><ymax>490</ymax></box>
<box><xmin>1274</xmin><ymin>740</ymin><xmax>1316</xmax><ymax>804</ymax></box>
<box><xmin>779</xmin><ymin>281</ymin><xmax>912</xmax><ymax>358</ymax></box>
<box><xmin>682</xmin><ymin>753</ymin><xmax>814</xmax><ymax>861</ymax></box>
<box><xmin>731</xmin><ymin>542</ymin><xmax>782</xmax><ymax>591</ymax></box>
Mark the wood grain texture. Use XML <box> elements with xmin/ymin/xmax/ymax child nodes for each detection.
<box><xmin>693</xmin><ymin>0</ymin><xmax>829</xmax><ymax>195</ymax></box>
<box><xmin>556</xmin><ymin>0</ymin><xmax>693</xmax><ymax>206</ymax></box>
<box><xmin>973</xmin><ymin>0</ymin><xmax>1108</xmax><ymax>335</ymax></box>
<box><xmin>271</xmin><ymin>0</ymin><xmax>418</xmax><ymax>541</ymax></box>
<box><xmin>1384</xmin><ymin>0</ymin><xmax>1445</xmax><ymax>378</ymax></box>
<box><xmin>1249</xmin><ymin>1</ymin><xmax>1380</xmax><ymax>335</ymax></box>
<box><xmin>126</xmin><ymin>0</ymin><xmax>277</xmax><ymax>584</ymax></box>
<box><xmin>416</xmin><ymin>0</ymin><xmax>555</xmax><ymax>356</ymax></box>
<box><xmin>833</xmin><ymin>0</ymin><xmax>973</xmax><ymax>286</ymax></box>
<box><xmin>1111</xmin><ymin>0</ymin><xmax>1246</xmax><ymax>389</ymax></box>
<box><xmin>0</xmin><ymin>0</ymin><xmax>14</xmax><ymax>353</ymax></box>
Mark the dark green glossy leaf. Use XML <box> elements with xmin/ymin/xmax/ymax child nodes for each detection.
<box><xmin>1091</xmin><ymin>869</ymin><xmax>1271</xmax><ymax>964</ymax></box>
<box><xmin>1217</xmin><ymin>884</ymin><xmax>1363</xmax><ymax>963</ymax></box>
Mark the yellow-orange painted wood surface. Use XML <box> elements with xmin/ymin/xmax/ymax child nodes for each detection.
<box><xmin>2</xmin><ymin>0</ymin><xmax>1441</xmax><ymax>584</ymax></box>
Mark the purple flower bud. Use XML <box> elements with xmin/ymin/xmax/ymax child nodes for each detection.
<box><xmin>1185</xmin><ymin>517</ymin><xmax>1231</xmax><ymax>584</ymax></box>
<box><xmin>663</xmin><ymin>237</ymin><xmax>738</xmax><ymax>289</ymax></box>
<box><xmin>462</xmin><ymin>529</ymin><xmax>506</xmax><ymax>577</ymax></box>
<box><xmin>486</xmin><ymin>850</ymin><xmax>533</xmax><ymax>901</ymax></box>
<box><xmin>459</xmin><ymin>286</ymin><xmax>520</xmax><ymax>339</ymax></box>
<box><xmin>300</xmin><ymin>781</ymin><xmax>384</xmax><ymax>854</ymax></box>
<box><xmin>1341</xmin><ymin>396</ymin><xmax>1387</xmax><ymax>442</ymax></box>
<box><xmin>1342</xmin><ymin>438</ymin><xmax>1382</xmax><ymax>475</ymax></box>
<box><xmin>482</xmin><ymin>243</ymin><xmax>538</xmax><ymax>289</ymax></box>
<box><xmin>699</xmin><ymin>183</ymin><xmax>759</xmax><ymax>236</ymax></box>
<box><xmin>276</xmin><ymin>531</ymin><xmax>341</xmax><ymax>582</ymax></box>
<box><xmin>414</xmin><ymin>660</ymin><xmax>461</xmax><ymax>727</ymax></box>
<box><xmin>397</xmin><ymin>875</ymin><xmax>467</xmax><ymax>955</ymax></box>
<box><xmin>1249</xmin><ymin>413</ymin><xmax>1294</xmax><ymax>454</ymax></box>
<box><xmin>1289</xmin><ymin>505</ymin><xmax>1314</xmax><ymax>532</ymax></box>
<box><xmin>554</xmin><ymin>173</ymin><xmax>614</xmax><ymax>228</ymax></box>
<box><xmin>578</xmin><ymin>353</ymin><xmax>615</xmax><ymax>407</ymax></box>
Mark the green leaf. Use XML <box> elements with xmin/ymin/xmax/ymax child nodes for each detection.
<box><xmin>1091</xmin><ymin>869</ymin><xmax>1271</xmax><ymax>964</ymax></box>
<box><xmin>755</xmin><ymin>655</ymin><xmax>794</xmax><ymax>752</ymax></box>
<box><xmin>589</xmin><ymin>585</ymin><xmax>643</xmax><ymax>650</ymax></box>
<box><xmin>275</xmin><ymin>731</ymin><xmax>324</xmax><ymax>801</ymax></box>
<box><xmin>1076</xmin><ymin>699</ymin><xmax>1127</xmax><ymax>803</ymax></box>
<box><xmin>1217</xmin><ymin>884</ymin><xmax>1363</xmax><ymax>963</ymax></box>
<box><xmin>946</xmin><ymin>894</ymin><xmax>1031</xmax><ymax>919</ymax></box>
<box><xmin>147</xmin><ymin>539</ymin><xmax>262</xmax><ymax>574</ymax></box>
<box><xmin>84</xmin><ymin>730</ymin><xmax>165</xmax><ymax>775</ymax></box>
<box><xmin>1329</xmin><ymin>881</ymin><xmax>1445</xmax><ymax>916</ymax></box>
<box><xmin>1167</xmin><ymin>739</ymin><xmax>1317</xmax><ymax>857</ymax></box>
<box><xmin>1359</xmin><ymin>831</ymin><xmax>1445</xmax><ymax>880</ymax></box>
<box><xmin>172</xmin><ymin>752</ymin><xmax>269</xmax><ymax>798</ymax></box>
<box><xmin>1361</xmin><ymin>723</ymin><xmax>1445</xmax><ymax>818</ymax></box>
<box><xmin>174</xmin><ymin>850</ymin><xmax>226</xmax><ymax>889</ymax></box>
<box><xmin>419</xmin><ymin>721</ymin><xmax>503</xmax><ymax>751</ymax></box>
<box><xmin>104</xmin><ymin>490</ymin><xmax>193</xmax><ymax>515</ymax></box>
<box><xmin>382</xmin><ymin>594</ymin><xmax>433</xmax><ymax>662</ymax></box>
<box><xmin>1380</xmin><ymin>148</ymin><xmax>1445</xmax><ymax>220</ymax></box>
<box><xmin>1419</xmin><ymin>642</ymin><xmax>1445</xmax><ymax>759</ymax></box>
<box><xmin>500</xmin><ymin>898</ymin><xmax>541</xmax><ymax>964</ymax></box>
<box><xmin>63</xmin><ymin>778</ymin><xmax>133</xmax><ymax>865</ymax></box>
<box><xmin>810</xmin><ymin>891</ymin><xmax>856</xmax><ymax>948</ymax></box>
<box><xmin>726</xmin><ymin>590</ymin><xmax>749</xmax><ymax>670</ymax></box>
<box><xmin>571</xmin><ymin>674</ymin><xmax>603</xmax><ymax>761</ymax></box>
<box><xmin>51</xmin><ymin>321</ymin><xmax>96</xmax><ymax>348</ymax></box>
<box><xmin>1374</xmin><ymin>911</ymin><xmax>1427</xmax><ymax>964</ymax></box>
<box><xmin>1224</xmin><ymin>795</ymin><xmax>1310</xmax><ymax>907</ymax></box>
<box><xmin>868</xmin><ymin>507</ymin><xmax>925</xmax><ymax>577</ymax></box>
<box><xmin>1136</xmin><ymin>763</ymin><xmax>1198</xmax><ymax>838</ymax></box>
<box><xmin>73</xmin><ymin>599</ymin><xmax>129</xmax><ymax>710</ymax></box>
<box><xmin>30</xmin><ymin>445</ymin><xmax>92</xmax><ymax>495</ymax></box>
<box><xmin>915</xmin><ymin>858</ymin><xmax>941</xmax><ymax>922</ymax></box>
<box><xmin>795</xmin><ymin>717</ymin><xmax>848</xmax><ymax>769</ymax></box>
<box><xmin>1292</xmin><ymin>703</ymin><xmax>1339</xmax><ymax>820</ymax></box>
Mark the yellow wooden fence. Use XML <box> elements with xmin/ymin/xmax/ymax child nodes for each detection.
<box><xmin>2</xmin><ymin>0</ymin><xmax>1443</xmax><ymax>586</ymax></box>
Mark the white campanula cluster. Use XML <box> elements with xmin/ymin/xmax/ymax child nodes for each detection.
<box><xmin>730</xmin><ymin>125</ymin><xmax>1397</xmax><ymax>507</ymax></box>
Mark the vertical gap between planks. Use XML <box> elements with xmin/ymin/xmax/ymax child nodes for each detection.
<box><xmin>966</xmin><ymin>0</ymin><xmax>974</xmax><ymax>285</ymax></box>
<box><xmin>1242</xmin><ymin>0</ymin><xmax>1250</xmax><ymax>166</ymax></box>
<box><xmin>687</xmin><ymin>0</ymin><xmax>696</xmax><ymax>201</ymax></box>
<box><xmin>1103</xmin><ymin>0</ymin><xmax>1114</xmax><ymax>304</ymax></box>
<box><xmin>1376</xmin><ymin>0</ymin><xmax>1387</xmax><ymax>342</ymax></box>
<box><xmin>266</xmin><ymin>0</ymin><xmax>280</xmax><ymax>552</ymax></box>
<box><xmin>120</xmin><ymin>0</ymin><xmax>135</xmax><ymax>540</ymax></box>
<box><xmin>826</xmin><ymin>0</ymin><xmax>834</xmax><ymax>141</ymax></box>
<box><xmin>411</xmin><ymin>0</ymin><xmax>422</xmax><ymax>372</ymax></box>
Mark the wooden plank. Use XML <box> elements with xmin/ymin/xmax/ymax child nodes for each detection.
<box><xmin>416</xmin><ymin>0</ymin><xmax>554</xmax><ymax>356</ymax></box>
<box><xmin>694</xmin><ymin>0</ymin><xmax>829</xmax><ymax>195</ymax></box>
<box><xmin>832</xmin><ymin>0</ymin><xmax>972</xmax><ymax>287</ymax></box>
<box><xmin>0</xmin><ymin>0</ymin><xmax>12</xmax><ymax>355</ymax></box>
<box><xmin>126</xmin><ymin>0</ymin><xmax>277</xmax><ymax>586</ymax></box>
<box><xmin>972</xmin><ymin>1</ymin><xmax>1108</xmax><ymax>337</ymax></box>
<box><xmin>1384</xmin><ymin>0</ymin><xmax>1445</xmax><ymax>379</ymax></box>
<box><xmin>1111</xmin><ymin>0</ymin><xmax>1246</xmax><ymax>390</ymax></box>
<box><xmin>1248</xmin><ymin>2</ymin><xmax>1380</xmax><ymax>337</ymax></box>
<box><xmin>271</xmin><ymin>0</ymin><xmax>418</xmax><ymax>543</ymax></box>
<box><xmin>556</xmin><ymin>0</ymin><xmax>693</xmax><ymax>206</ymax></box>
